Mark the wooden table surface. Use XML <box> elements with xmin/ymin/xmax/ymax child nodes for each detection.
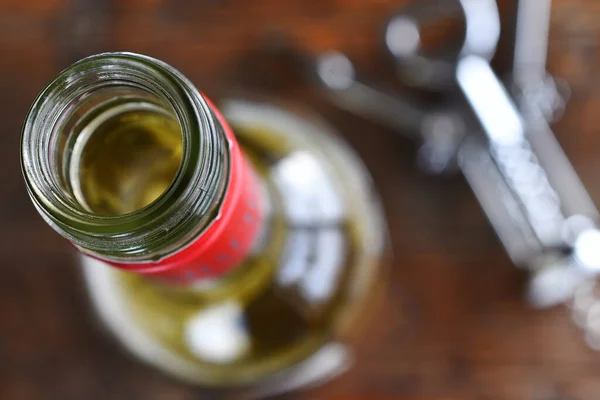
<box><xmin>3</xmin><ymin>0</ymin><xmax>600</xmax><ymax>399</ymax></box>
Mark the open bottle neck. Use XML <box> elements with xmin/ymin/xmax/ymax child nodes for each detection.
<box><xmin>21</xmin><ymin>52</ymin><xmax>266</xmax><ymax>283</ymax></box>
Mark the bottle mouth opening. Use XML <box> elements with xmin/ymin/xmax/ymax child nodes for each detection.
<box><xmin>66</xmin><ymin>91</ymin><xmax>184</xmax><ymax>217</ymax></box>
<box><xmin>21</xmin><ymin>52</ymin><xmax>228</xmax><ymax>259</ymax></box>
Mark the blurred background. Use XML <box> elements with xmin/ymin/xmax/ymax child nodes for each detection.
<box><xmin>4</xmin><ymin>0</ymin><xmax>600</xmax><ymax>399</ymax></box>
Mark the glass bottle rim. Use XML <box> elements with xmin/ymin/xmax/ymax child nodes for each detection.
<box><xmin>21</xmin><ymin>52</ymin><xmax>228</xmax><ymax>261</ymax></box>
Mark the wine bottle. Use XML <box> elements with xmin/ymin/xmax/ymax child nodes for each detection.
<box><xmin>20</xmin><ymin>52</ymin><xmax>388</xmax><ymax>395</ymax></box>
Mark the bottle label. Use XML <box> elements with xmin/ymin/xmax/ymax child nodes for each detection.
<box><xmin>93</xmin><ymin>99</ymin><xmax>265</xmax><ymax>283</ymax></box>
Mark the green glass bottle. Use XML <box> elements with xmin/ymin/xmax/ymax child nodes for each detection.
<box><xmin>21</xmin><ymin>52</ymin><xmax>388</xmax><ymax>396</ymax></box>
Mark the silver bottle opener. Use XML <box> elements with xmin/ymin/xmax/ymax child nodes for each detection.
<box><xmin>303</xmin><ymin>0</ymin><xmax>600</xmax><ymax>349</ymax></box>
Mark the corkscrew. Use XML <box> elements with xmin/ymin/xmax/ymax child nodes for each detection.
<box><xmin>301</xmin><ymin>0</ymin><xmax>600</xmax><ymax>349</ymax></box>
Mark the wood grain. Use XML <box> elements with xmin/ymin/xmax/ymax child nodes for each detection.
<box><xmin>2</xmin><ymin>0</ymin><xmax>600</xmax><ymax>399</ymax></box>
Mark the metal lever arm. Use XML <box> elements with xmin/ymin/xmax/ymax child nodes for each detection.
<box><xmin>312</xmin><ymin>51</ymin><xmax>465</xmax><ymax>173</ymax></box>
<box><xmin>457</xmin><ymin>55</ymin><xmax>600</xmax><ymax>308</ymax></box>
<box><xmin>313</xmin><ymin>51</ymin><xmax>429</xmax><ymax>138</ymax></box>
